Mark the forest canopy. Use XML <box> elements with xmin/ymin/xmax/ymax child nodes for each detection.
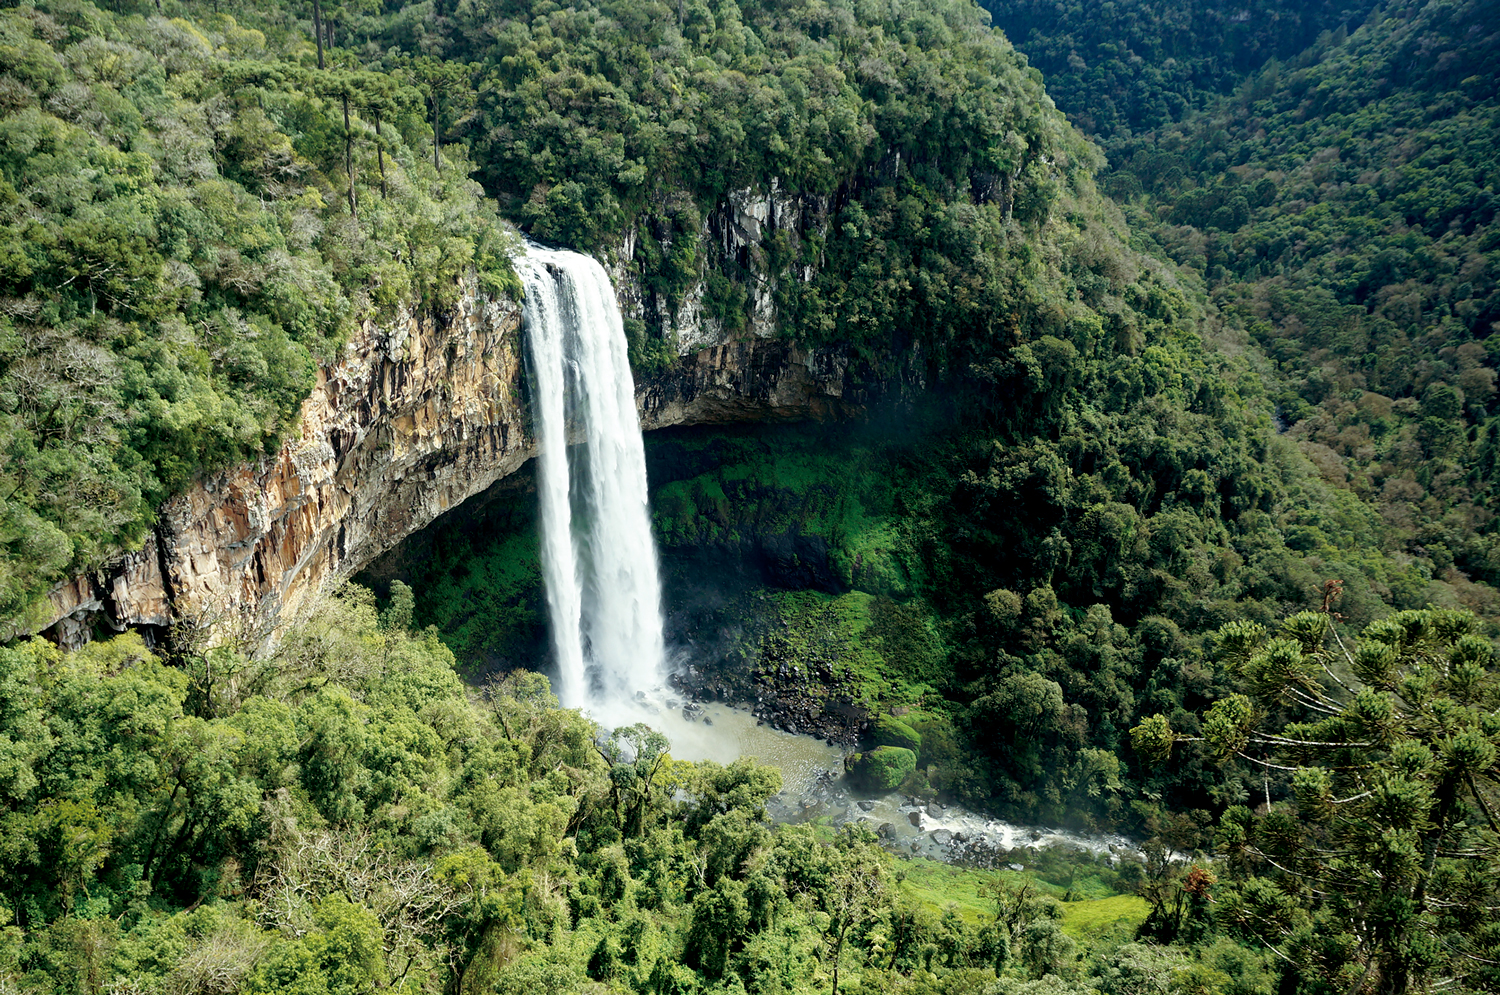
<box><xmin>0</xmin><ymin>0</ymin><xmax>519</xmax><ymax>636</ymax></box>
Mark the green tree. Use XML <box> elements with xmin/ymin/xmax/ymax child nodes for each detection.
<box><xmin>1133</xmin><ymin>608</ymin><xmax>1500</xmax><ymax>993</ymax></box>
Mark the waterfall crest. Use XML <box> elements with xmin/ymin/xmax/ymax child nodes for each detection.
<box><xmin>518</xmin><ymin>243</ymin><xmax>667</xmax><ymax>709</ymax></box>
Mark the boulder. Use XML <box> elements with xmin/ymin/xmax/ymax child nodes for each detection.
<box><xmin>843</xmin><ymin>746</ymin><xmax>917</xmax><ymax>792</ymax></box>
<box><xmin>870</xmin><ymin>715</ymin><xmax>922</xmax><ymax>755</ymax></box>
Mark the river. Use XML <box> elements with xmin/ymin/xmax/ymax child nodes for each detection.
<box><xmin>605</xmin><ymin>688</ymin><xmax>1145</xmax><ymax>866</ymax></box>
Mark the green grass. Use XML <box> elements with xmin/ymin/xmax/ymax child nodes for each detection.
<box><xmin>764</xmin><ymin>589</ymin><xmax>937</xmax><ymax>708</ymax></box>
<box><xmin>1059</xmin><ymin>894</ymin><xmax>1149</xmax><ymax>939</ymax></box>
<box><xmin>897</xmin><ymin>858</ymin><xmax>998</xmax><ymax>923</ymax></box>
<box><xmin>897</xmin><ymin>854</ymin><xmax>1147</xmax><ymax>938</ymax></box>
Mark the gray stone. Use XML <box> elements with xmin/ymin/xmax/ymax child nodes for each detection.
<box><xmin>857</xmin><ymin>800</ymin><xmax>876</xmax><ymax>812</ymax></box>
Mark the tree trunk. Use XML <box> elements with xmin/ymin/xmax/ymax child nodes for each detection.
<box><xmin>375</xmin><ymin>115</ymin><xmax>387</xmax><ymax>198</ymax></box>
<box><xmin>311</xmin><ymin>0</ymin><xmax>325</xmax><ymax>70</ymax></box>
<box><xmin>831</xmin><ymin>922</ymin><xmax>847</xmax><ymax>995</ymax></box>
<box><xmin>433</xmin><ymin>91</ymin><xmax>441</xmax><ymax>173</ymax></box>
<box><xmin>343</xmin><ymin>92</ymin><xmax>356</xmax><ymax>219</ymax></box>
<box><xmin>142</xmin><ymin>779</ymin><xmax>183</xmax><ymax>884</ymax></box>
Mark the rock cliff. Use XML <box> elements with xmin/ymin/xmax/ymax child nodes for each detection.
<box><xmin>43</xmin><ymin>269</ymin><xmax>868</xmax><ymax>649</ymax></box>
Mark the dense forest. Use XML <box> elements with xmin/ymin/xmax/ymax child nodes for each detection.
<box><xmin>2</xmin><ymin>0</ymin><xmax>1500</xmax><ymax>991</ymax></box>
<box><xmin>980</xmin><ymin>0</ymin><xmax>1383</xmax><ymax>136</ymax></box>
<box><xmin>0</xmin><ymin>0</ymin><xmax>519</xmax><ymax>638</ymax></box>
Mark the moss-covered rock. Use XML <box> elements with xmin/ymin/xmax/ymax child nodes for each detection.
<box><xmin>871</xmin><ymin>715</ymin><xmax>922</xmax><ymax>755</ymax></box>
<box><xmin>845</xmin><ymin>746</ymin><xmax>917</xmax><ymax>792</ymax></box>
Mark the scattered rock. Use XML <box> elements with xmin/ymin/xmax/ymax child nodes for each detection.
<box><xmin>857</xmin><ymin>800</ymin><xmax>876</xmax><ymax>812</ymax></box>
<box><xmin>907</xmin><ymin>811</ymin><xmax>922</xmax><ymax>827</ymax></box>
<box><xmin>927</xmin><ymin>802</ymin><xmax>945</xmax><ymax>818</ymax></box>
<box><xmin>877</xmin><ymin>823</ymin><xmax>896</xmax><ymax>840</ymax></box>
<box><xmin>1009</xmin><ymin>863</ymin><xmax>1025</xmax><ymax>872</ymax></box>
<box><xmin>931</xmin><ymin>829</ymin><xmax>953</xmax><ymax>846</ymax></box>
<box><xmin>702</xmin><ymin>717</ymin><xmax>712</xmax><ymax>726</ymax></box>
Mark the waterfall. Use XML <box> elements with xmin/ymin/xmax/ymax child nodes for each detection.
<box><xmin>518</xmin><ymin>243</ymin><xmax>667</xmax><ymax>709</ymax></box>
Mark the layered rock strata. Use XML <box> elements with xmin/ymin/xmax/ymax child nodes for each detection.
<box><xmin>43</xmin><ymin>280</ymin><xmax>866</xmax><ymax>648</ymax></box>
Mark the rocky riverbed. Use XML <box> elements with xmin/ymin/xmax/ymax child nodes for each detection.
<box><xmin>628</xmin><ymin>690</ymin><xmax>1147</xmax><ymax>869</ymax></box>
<box><xmin>767</xmin><ymin>777</ymin><xmax>1145</xmax><ymax>868</ymax></box>
<box><xmin>668</xmin><ymin>652</ymin><xmax>868</xmax><ymax>747</ymax></box>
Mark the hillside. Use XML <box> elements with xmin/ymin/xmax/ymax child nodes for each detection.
<box><xmin>1088</xmin><ymin>0</ymin><xmax>1500</xmax><ymax>612</ymax></box>
<box><xmin>0</xmin><ymin>1</ymin><xmax>518</xmax><ymax>637</ymax></box>
<box><xmin>982</xmin><ymin>0</ymin><xmax>1382</xmax><ymax>136</ymax></box>
<box><xmin>3</xmin><ymin>0</ymin><xmax>1500</xmax><ymax>992</ymax></box>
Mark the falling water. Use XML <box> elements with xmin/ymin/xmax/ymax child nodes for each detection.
<box><xmin>518</xmin><ymin>243</ymin><xmax>667</xmax><ymax>709</ymax></box>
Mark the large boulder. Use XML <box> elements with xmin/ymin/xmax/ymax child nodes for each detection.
<box><xmin>870</xmin><ymin>715</ymin><xmax>922</xmax><ymax>755</ymax></box>
<box><xmin>845</xmin><ymin>746</ymin><xmax>917</xmax><ymax>792</ymax></box>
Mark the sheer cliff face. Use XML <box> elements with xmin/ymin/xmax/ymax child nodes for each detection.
<box><xmin>47</xmin><ymin>290</ymin><xmax>533</xmax><ymax>647</ymax></box>
<box><xmin>45</xmin><ymin>270</ymin><xmax>864</xmax><ymax>648</ymax></box>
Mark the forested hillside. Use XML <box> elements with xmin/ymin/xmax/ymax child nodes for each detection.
<box><xmin>364</xmin><ymin>0</ymin><xmax>1105</xmax><ymax>362</ymax></box>
<box><xmin>5</xmin><ymin>0</ymin><xmax>1500</xmax><ymax>991</ymax></box>
<box><xmin>359</xmin><ymin>0</ymin><xmax>1500</xmax><ymax>835</ymax></box>
<box><xmin>0</xmin><ymin>1</ymin><xmax>518</xmax><ymax>638</ymax></box>
<box><xmin>1085</xmin><ymin>0</ymin><xmax>1500</xmax><ymax>612</ymax></box>
<box><xmin>982</xmin><ymin>0</ymin><xmax>1381</xmax><ymax>136</ymax></box>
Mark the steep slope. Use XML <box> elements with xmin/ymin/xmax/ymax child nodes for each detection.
<box><xmin>982</xmin><ymin>0</ymin><xmax>1380</xmax><ymax>136</ymax></box>
<box><xmin>0</xmin><ymin>2</ymin><xmax>519</xmax><ymax>637</ymax></box>
<box><xmin>362</xmin><ymin>0</ymin><xmax>1116</xmax><ymax>365</ymax></box>
<box><xmin>1095</xmin><ymin>0</ymin><xmax>1500</xmax><ymax>611</ymax></box>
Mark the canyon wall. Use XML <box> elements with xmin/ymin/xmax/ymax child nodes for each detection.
<box><xmin>43</xmin><ymin>266</ymin><xmax>867</xmax><ymax>649</ymax></box>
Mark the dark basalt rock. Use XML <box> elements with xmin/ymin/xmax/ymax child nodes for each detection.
<box><xmin>668</xmin><ymin>623</ymin><xmax>868</xmax><ymax>746</ymax></box>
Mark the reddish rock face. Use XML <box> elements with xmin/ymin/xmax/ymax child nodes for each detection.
<box><xmin>45</xmin><ymin>285</ymin><xmax>534</xmax><ymax>648</ymax></box>
<box><xmin>43</xmin><ymin>278</ymin><xmax>864</xmax><ymax>650</ymax></box>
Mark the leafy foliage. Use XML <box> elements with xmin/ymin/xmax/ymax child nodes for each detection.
<box><xmin>1135</xmin><ymin>608</ymin><xmax>1500</xmax><ymax>994</ymax></box>
<box><xmin>0</xmin><ymin>583</ymin><xmax>1219</xmax><ymax>995</ymax></box>
<box><xmin>0</xmin><ymin>0</ymin><xmax>519</xmax><ymax>637</ymax></box>
<box><xmin>350</xmin><ymin>0</ymin><xmax>1146</xmax><ymax>364</ymax></box>
<box><xmin>1091</xmin><ymin>0</ymin><xmax>1500</xmax><ymax>613</ymax></box>
<box><xmin>983</xmin><ymin>0</ymin><xmax>1380</xmax><ymax>136</ymax></box>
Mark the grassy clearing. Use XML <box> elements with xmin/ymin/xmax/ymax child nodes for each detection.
<box><xmin>897</xmin><ymin>857</ymin><xmax>996</xmax><ymax>923</ymax></box>
<box><xmin>1059</xmin><ymin>894</ymin><xmax>1150</xmax><ymax>939</ymax></box>
<box><xmin>897</xmin><ymin>854</ymin><xmax>1148</xmax><ymax>936</ymax></box>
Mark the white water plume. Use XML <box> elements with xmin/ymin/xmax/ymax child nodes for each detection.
<box><xmin>518</xmin><ymin>243</ymin><xmax>667</xmax><ymax>710</ymax></box>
